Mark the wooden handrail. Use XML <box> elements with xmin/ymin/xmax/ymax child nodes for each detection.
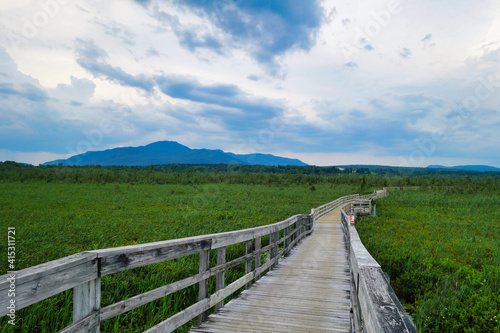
<box><xmin>0</xmin><ymin>193</ymin><xmax>356</xmax><ymax>332</ymax></box>
<box><xmin>1</xmin><ymin>190</ymin><xmax>402</xmax><ymax>333</ymax></box>
<box><xmin>340</xmin><ymin>190</ymin><xmax>417</xmax><ymax>333</ymax></box>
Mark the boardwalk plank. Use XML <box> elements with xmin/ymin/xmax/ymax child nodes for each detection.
<box><xmin>189</xmin><ymin>206</ymin><xmax>353</xmax><ymax>333</ymax></box>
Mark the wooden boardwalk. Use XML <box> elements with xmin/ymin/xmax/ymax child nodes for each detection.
<box><xmin>190</xmin><ymin>206</ymin><xmax>351</xmax><ymax>333</ymax></box>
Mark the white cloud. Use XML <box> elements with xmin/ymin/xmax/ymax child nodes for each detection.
<box><xmin>0</xmin><ymin>0</ymin><xmax>499</xmax><ymax>166</ymax></box>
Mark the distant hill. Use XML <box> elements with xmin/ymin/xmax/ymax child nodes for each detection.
<box><xmin>427</xmin><ymin>165</ymin><xmax>500</xmax><ymax>172</ymax></box>
<box><xmin>43</xmin><ymin>141</ymin><xmax>307</xmax><ymax>167</ymax></box>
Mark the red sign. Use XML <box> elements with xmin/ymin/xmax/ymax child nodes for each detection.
<box><xmin>350</xmin><ymin>214</ymin><xmax>355</xmax><ymax>224</ymax></box>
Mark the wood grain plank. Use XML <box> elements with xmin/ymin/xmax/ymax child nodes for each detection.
<box><xmin>0</xmin><ymin>253</ymin><xmax>97</xmax><ymax>316</ymax></box>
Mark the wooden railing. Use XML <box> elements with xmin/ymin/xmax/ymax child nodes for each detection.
<box><xmin>0</xmin><ymin>189</ymin><xmax>415</xmax><ymax>333</ymax></box>
<box><xmin>0</xmin><ymin>192</ymin><xmax>364</xmax><ymax>333</ymax></box>
<box><xmin>340</xmin><ymin>189</ymin><xmax>417</xmax><ymax>333</ymax></box>
<box><xmin>311</xmin><ymin>193</ymin><xmax>362</xmax><ymax>221</ymax></box>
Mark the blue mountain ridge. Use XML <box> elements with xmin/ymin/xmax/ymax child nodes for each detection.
<box><xmin>43</xmin><ymin>141</ymin><xmax>307</xmax><ymax>167</ymax></box>
<box><xmin>427</xmin><ymin>165</ymin><xmax>500</xmax><ymax>172</ymax></box>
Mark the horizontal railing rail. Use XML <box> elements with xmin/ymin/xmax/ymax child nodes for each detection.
<box><xmin>1</xmin><ymin>192</ymin><xmax>363</xmax><ymax>333</ymax></box>
<box><xmin>340</xmin><ymin>190</ymin><xmax>417</xmax><ymax>333</ymax></box>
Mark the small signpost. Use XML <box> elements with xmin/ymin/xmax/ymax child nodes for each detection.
<box><xmin>350</xmin><ymin>214</ymin><xmax>355</xmax><ymax>224</ymax></box>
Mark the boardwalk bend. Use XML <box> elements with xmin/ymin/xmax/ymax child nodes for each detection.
<box><xmin>0</xmin><ymin>189</ymin><xmax>416</xmax><ymax>332</ymax></box>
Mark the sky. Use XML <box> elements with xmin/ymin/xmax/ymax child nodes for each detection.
<box><xmin>0</xmin><ymin>0</ymin><xmax>499</xmax><ymax>167</ymax></box>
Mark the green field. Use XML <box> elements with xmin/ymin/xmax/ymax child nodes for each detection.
<box><xmin>357</xmin><ymin>189</ymin><xmax>500</xmax><ymax>333</ymax></box>
<box><xmin>0</xmin><ymin>164</ymin><xmax>499</xmax><ymax>332</ymax></box>
<box><xmin>0</xmin><ymin>181</ymin><xmax>358</xmax><ymax>332</ymax></box>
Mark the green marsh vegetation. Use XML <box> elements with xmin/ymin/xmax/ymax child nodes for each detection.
<box><xmin>357</xmin><ymin>188</ymin><xmax>500</xmax><ymax>333</ymax></box>
<box><xmin>0</xmin><ymin>162</ymin><xmax>499</xmax><ymax>332</ymax></box>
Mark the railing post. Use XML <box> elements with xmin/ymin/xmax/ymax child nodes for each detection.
<box><xmin>294</xmin><ymin>219</ymin><xmax>300</xmax><ymax>240</ymax></box>
<box><xmin>284</xmin><ymin>225</ymin><xmax>291</xmax><ymax>255</ymax></box>
<box><xmin>270</xmin><ymin>230</ymin><xmax>279</xmax><ymax>269</ymax></box>
<box><xmin>255</xmin><ymin>237</ymin><xmax>262</xmax><ymax>281</ymax></box>
<box><xmin>214</xmin><ymin>247</ymin><xmax>226</xmax><ymax>311</ymax></box>
<box><xmin>73</xmin><ymin>276</ymin><xmax>101</xmax><ymax>333</ymax></box>
<box><xmin>198</xmin><ymin>249</ymin><xmax>210</xmax><ymax>324</ymax></box>
<box><xmin>245</xmin><ymin>240</ymin><xmax>253</xmax><ymax>288</ymax></box>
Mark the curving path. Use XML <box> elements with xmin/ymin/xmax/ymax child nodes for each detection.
<box><xmin>190</xmin><ymin>205</ymin><xmax>352</xmax><ymax>333</ymax></box>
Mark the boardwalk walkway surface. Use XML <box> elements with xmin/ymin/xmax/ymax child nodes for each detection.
<box><xmin>190</xmin><ymin>205</ymin><xmax>352</xmax><ymax>333</ymax></box>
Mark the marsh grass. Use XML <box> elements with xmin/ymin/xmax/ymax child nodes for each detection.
<box><xmin>356</xmin><ymin>189</ymin><xmax>500</xmax><ymax>333</ymax></box>
<box><xmin>0</xmin><ymin>182</ymin><xmax>356</xmax><ymax>332</ymax></box>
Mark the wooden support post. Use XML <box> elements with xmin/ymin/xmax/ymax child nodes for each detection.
<box><xmin>245</xmin><ymin>240</ymin><xmax>253</xmax><ymax>288</ymax></box>
<box><xmin>254</xmin><ymin>237</ymin><xmax>261</xmax><ymax>281</ymax></box>
<box><xmin>198</xmin><ymin>249</ymin><xmax>210</xmax><ymax>324</ymax></box>
<box><xmin>73</xmin><ymin>277</ymin><xmax>101</xmax><ymax>333</ymax></box>
<box><xmin>214</xmin><ymin>247</ymin><xmax>226</xmax><ymax>311</ymax></box>
<box><xmin>270</xmin><ymin>231</ymin><xmax>279</xmax><ymax>269</ymax></box>
<box><xmin>284</xmin><ymin>225</ymin><xmax>291</xmax><ymax>255</ymax></box>
<box><xmin>293</xmin><ymin>220</ymin><xmax>298</xmax><ymax>241</ymax></box>
<box><xmin>306</xmin><ymin>215</ymin><xmax>312</xmax><ymax>231</ymax></box>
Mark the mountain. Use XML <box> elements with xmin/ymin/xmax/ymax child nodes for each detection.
<box><xmin>427</xmin><ymin>165</ymin><xmax>500</xmax><ymax>172</ymax></box>
<box><xmin>43</xmin><ymin>141</ymin><xmax>307</xmax><ymax>167</ymax></box>
<box><xmin>226</xmin><ymin>152</ymin><xmax>306</xmax><ymax>166</ymax></box>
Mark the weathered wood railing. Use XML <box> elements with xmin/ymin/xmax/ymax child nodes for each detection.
<box><xmin>340</xmin><ymin>189</ymin><xmax>417</xmax><ymax>333</ymax></box>
<box><xmin>0</xmin><ymin>189</ymin><xmax>416</xmax><ymax>332</ymax></box>
<box><xmin>0</xmin><ymin>213</ymin><xmax>313</xmax><ymax>332</ymax></box>
<box><xmin>311</xmin><ymin>193</ymin><xmax>361</xmax><ymax>221</ymax></box>
<box><xmin>3</xmin><ymin>191</ymin><xmax>368</xmax><ymax>333</ymax></box>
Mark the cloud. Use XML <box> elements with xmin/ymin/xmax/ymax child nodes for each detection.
<box><xmin>400</xmin><ymin>47</ymin><xmax>412</xmax><ymax>59</ymax></box>
<box><xmin>421</xmin><ymin>33</ymin><xmax>435</xmax><ymax>47</ymax></box>
<box><xmin>171</xmin><ymin>0</ymin><xmax>324</xmax><ymax>75</ymax></box>
<box><xmin>344</xmin><ymin>61</ymin><xmax>358</xmax><ymax>69</ymax></box>
<box><xmin>326</xmin><ymin>6</ymin><xmax>337</xmax><ymax>23</ymax></box>
<box><xmin>152</xmin><ymin>8</ymin><xmax>224</xmax><ymax>54</ymax></box>
<box><xmin>146</xmin><ymin>47</ymin><xmax>160</xmax><ymax>56</ymax></box>
<box><xmin>75</xmin><ymin>39</ymin><xmax>155</xmax><ymax>91</ymax></box>
<box><xmin>155</xmin><ymin>74</ymin><xmax>282</xmax><ymax>131</ymax></box>
<box><xmin>421</xmin><ymin>33</ymin><xmax>432</xmax><ymax>43</ymax></box>
<box><xmin>49</xmin><ymin>76</ymin><xmax>96</xmax><ymax>103</ymax></box>
<box><xmin>477</xmin><ymin>41</ymin><xmax>500</xmax><ymax>64</ymax></box>
<box><xmin>341</xmin><ymin>18</ymin><xmax>351</xmax><ymax>27</ymax></box>
<box><xmin>247</xmin><ymin>75</ymin><xmax>260</xmax><ymax>81</ymax></box>
<box><xmin>94</xmin><ymin>19</ymin><xmax>137</xmax><ymax>46</ymax></box>
<box><xmin>0</xmin><ymin>82</ymin><xmax>48</xmax><ymax>102</ymax></box>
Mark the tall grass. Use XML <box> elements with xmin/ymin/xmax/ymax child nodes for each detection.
<box><xmin>356</xmin><ymin>188</ymin><xmax>500</xmax><ymax>333</ymax></box>
<box><xmin>0</xmin><ymin>182</ymin><xmax>358</xmax><ymax>332</ymax></box>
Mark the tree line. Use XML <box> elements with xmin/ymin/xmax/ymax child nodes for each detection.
<box><xmin>1</xmin><ymin>161</ymin><xmax>499</xmax><ymax>193</ymax></box>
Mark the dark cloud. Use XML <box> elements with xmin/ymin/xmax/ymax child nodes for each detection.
<box><xmin>178</xmin><ymin>30</ymin><xmax>223</xmax><ymax>53</ymax></box>
<box><xmin>400</xmin><ymin>47</ymin><xmax>412</xmax><ymax>59</ymax></box>
<box><xmin>0</xmin><ymin>82</ymin><xmax>48</xmax><ymax>102</ymax></box>
<box><xmin>75</xmin><ymin>39</ymin><xmax>155</xmax><ymax>91</ymax></box>
<box><xmin>156</xmin><ymin>74</ymin><xmax>282</xmax><ymax>130</ymax></box>
<box><xmin>172</xmin><ymin>0</ymin><xmax>324</xmax><ymax>75</ymax></box>
<box><xmin>153</xmin><ymin>8</ymin><xmax>224</xmax><ymax>54</ymax></box>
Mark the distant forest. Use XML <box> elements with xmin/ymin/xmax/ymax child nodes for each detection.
<box><xmin>1</xmin><ymin>161</ymin><xmax>499</xmax><ymax>192</ymax></box>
